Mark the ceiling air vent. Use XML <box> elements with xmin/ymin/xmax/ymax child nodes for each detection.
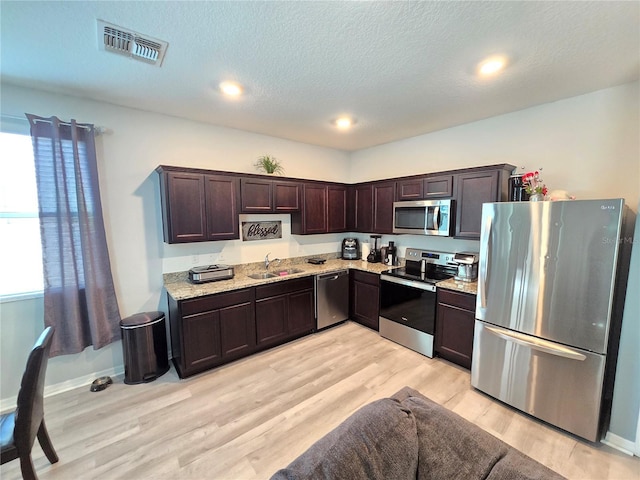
<box><xmin>97</xmin><ymin>20</ymin><xmax>168</xmax><ymax>67</ymax></box>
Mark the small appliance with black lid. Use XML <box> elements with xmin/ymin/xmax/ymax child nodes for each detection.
<box><xmin>342</xmin><ymin>238</ymin><xmax>360</xmax><ymax>260</ymax></box>
<box><xmin>188</xmin><ymin>264</ymin><xmax>234</xmax><ymax>283</ymax></box>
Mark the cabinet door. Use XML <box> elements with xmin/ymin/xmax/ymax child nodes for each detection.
<box><xmin>205</xmin><ymin>175</ymin><xmax>240</xmax><ymax>241</ymax></box>
<box><xmin>424</xmin><ymin>175</ymin><xmax>453</xmax><ymax>198</ymax></box>
<box><xmin>350</xmin><ymin>271</ymin><xmax>380</xmax><ymax>331</ymax></box>
<box><xmin>219</xmin><ymin>301</ymin><xmax>256</xmax><ymax>360</ymax></box>
<box><xmin>327</xmin><ymin>184</ymin><xmax>348</xmax><ymax>233</ymax></box>
<box><xmin>165</xmin><ymin>172</ymin><xmax>206</xmax><ymax>243</ymax></box>
<box><xmin>287</xmin><ymin>289</ymin><xmax>315</xmax><ymax>336</ymax></box>
<box><xmin>241</xmin><ymin>178</ymin><xmax>274</xmax><ymax>213</ymax></box>
<box><xmin>455</xmin><ymin>171</ymin><xmax>498</xmax><ymax>239</ymax></box>
<box><xmin>256</xmin><ymin>295</ymin><xmax>289</xmax><ymax>347</ymax></box>
<box><xmin>435</xmin><ymin>302</ymin><xmax>475</xmax><ymax>369</ymax></box>
<box><xmin>301</xmin><ymin>184</ymin><xmax>328</xmax><ymax>234</ymax></box>
<box><xmin>396</xmin><ymin>178</ymin><xmax>424</xmax><ymax>200</ymax></box>
<box><xmin>373</xmin><ymin>182</ymin><xmax>395</xmax><ymax>234</ymax></box>
<box><xmin>354</xmin><ymin>184</ymin><xmax>373</xmax><ymax>233</ymax></box>
<box><xmin>274</xmin><ymin>181</ymin><xmax>301</xmax><ymax>212</ymax></box>
<box><xmin>182</xmin><ymin>310</ymin><xmax>222</xmax><ymax>372</ymax></box>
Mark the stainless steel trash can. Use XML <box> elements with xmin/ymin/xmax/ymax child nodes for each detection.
<box><xmin>120</xmin><ymin>311</ymin><xmax>169</xmax><ymax>384</ymax></box>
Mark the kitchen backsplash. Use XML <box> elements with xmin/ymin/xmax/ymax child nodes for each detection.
<box><xmin>161</xmin><ymin>213</ymin><xmax>480</xmax><ymax>273</ymax></box>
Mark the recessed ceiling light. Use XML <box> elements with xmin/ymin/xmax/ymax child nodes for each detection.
<box><xmin>477</xmin><ymin>56</ymin><xmax>508</xmax><ymax>76</ymax></box>
<box><xmin>219</xmin><ymin>81</ymin><xmax>243</xmax><ymax>96</ymax></box>
<box><xmin>333</xmin><ymin>116</ymin><xmax>356</xmax><ymax>129</ymax></box>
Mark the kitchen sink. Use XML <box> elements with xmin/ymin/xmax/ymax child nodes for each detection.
<box><xmin>248</xmin><ymin>272</ymin><xmax>278</xmax><ymax>279</ymax></box>
<box><xmin>276</xmin><ymin>268</ymin><xmax>305</xmax><ymax>275</ymax></box>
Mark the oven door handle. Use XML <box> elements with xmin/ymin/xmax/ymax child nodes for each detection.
<box><xmin>380</xmin><ymin>275</ymin><xmax>436</xmax><ymax>292</ymax></box>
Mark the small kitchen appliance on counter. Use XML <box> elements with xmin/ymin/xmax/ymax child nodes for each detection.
<box><xmin>453</xmin><ymin>252</ymin><xmax>479</xmax><ymax>282</ymax></box>
<box><xmin>367</xmin><ymin>235</ymin><xmax>382</xmax><ymax>263</ymax></box>
<box><xmin>341</xmin><ymin>238</ymin><xmax>360</xmax><ymax>260</ymax></box>
<box><xmin>188</xmin><ymin>264</ymin><xmax>234</xmax><ymax>284</ymax></box>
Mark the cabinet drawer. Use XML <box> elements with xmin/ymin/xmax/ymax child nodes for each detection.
<box><xmin>255</xmin><ymin>277</ymin><xmax>313</xmax><ymax>300</ymax></box>
<box><xmin>350</xmin><ymin>269</ymin><xmax>379</xmax><ymax>286</ymax></box>
<box><xmin>181</xmin><ymin>288</ymin><xmax>254</xmax><ymax>316</ymax></box>
<box><xmin>438</xmin><ymin>289</ymin><xmax>476</xmax><ymax>311</ymax></box>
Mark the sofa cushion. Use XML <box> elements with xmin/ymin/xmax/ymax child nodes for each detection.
<box><xmin>271</xmin><ymin>397</ymin><xmax>419</xmax><ymax>480</ymax></box>
<box><xmin>395</xmin><ymin>388</ymin><xmax>564</xmax><ymax>480</ymax></box>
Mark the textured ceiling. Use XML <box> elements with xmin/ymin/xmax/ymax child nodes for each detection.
<box><xmin>1</xmin><ymin>1</ymin><xmax>638</xmax><ymax>151</ymax></box>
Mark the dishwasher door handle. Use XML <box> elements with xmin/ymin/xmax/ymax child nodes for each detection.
<box><xmin>317</xmin><ymin>270</ymin><xmax>348</xmax><ymax>281</ymax></box>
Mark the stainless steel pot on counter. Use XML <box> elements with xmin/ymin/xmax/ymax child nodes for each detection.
<box><xmin>453</xmin><ymin>252</ymin><xmax>479</xmax><ymax>282</ymax></box>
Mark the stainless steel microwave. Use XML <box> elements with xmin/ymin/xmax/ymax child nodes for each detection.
<box><xmin>392</xmin><ymin>199</ymin><xmax>453</xmax><ymax>236</ymax></box>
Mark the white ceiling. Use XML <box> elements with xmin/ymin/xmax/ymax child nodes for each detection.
<box><xmin>1</xmin><ymin>1</ymin><xmax>639</xmax><ymax>151</ymax></box>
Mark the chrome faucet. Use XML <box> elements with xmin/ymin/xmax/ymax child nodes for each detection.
<box><xmin>265</xmin><ymin>253</ymin><xmax>280</xmax><ymax>271</ymax></box>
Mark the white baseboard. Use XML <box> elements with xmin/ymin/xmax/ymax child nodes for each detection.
<box><xmin>602</xmin><ymin>431</ymin><xmax>637</xmax><ymax>456</ymax></box>
<box><xmin>0</xmin><ymin>365</ymin><xmax>125</xmax><ymax>413</ymax></box>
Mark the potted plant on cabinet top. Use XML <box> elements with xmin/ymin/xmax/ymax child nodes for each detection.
<box><xmin>254</xmin><ymin>154</ymin><xmax>284</xmax><ymax>175</ymax></box>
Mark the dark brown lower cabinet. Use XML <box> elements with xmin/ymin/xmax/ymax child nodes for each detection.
<box><xmin>169</xmin><ymin>279</ymin><xmax>315</xmax><ymax>378</ymax></box>
<box><xmin>170</xmin><ymin>288</ymin><xmax>256</xmax><ymax>378</ymax></box>
<box><xmin>435</xmin><ymin>289</ymin><xmax>476</xmax><ymax>369</ymax></box>
<box><xmin>350</xmin><ymin>270</ymin><xmax>380</xmax><ymax>331</ymax></box>
<box><xmin>256</xmin><ymin>277</ymin><xmax>315</xmax><ymax>348</ymax></box>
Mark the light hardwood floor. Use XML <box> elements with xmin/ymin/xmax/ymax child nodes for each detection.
<box><xmin>2</xmin><ymin>321</ymin><xmax>638</xmax><ymax>479</ymax></box>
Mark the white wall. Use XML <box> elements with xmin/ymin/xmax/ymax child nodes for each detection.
<box><xmin>1</xmin><ymin>82</ymin><xmax>638</xmax><ymax>445</ymax></box>
<box><xmin>350</xmin><ymin>81</ymin><xmax>640</xmax><ymax>445</ymax></box>
<box><xmin>350</xmin><ymin>82</ymin><xmax>639</xmax><ymax>211</ymax></box>
<box><xmin>0</xmin><ymin>84</ymin><xmax>350</xmax><ymax>408</ymax></box>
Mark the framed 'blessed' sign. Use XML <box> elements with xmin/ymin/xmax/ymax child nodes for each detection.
<box><xmin>241</xmin><ymin>221</ymin><xmax>282</xmax><ymax>241</ymax></box>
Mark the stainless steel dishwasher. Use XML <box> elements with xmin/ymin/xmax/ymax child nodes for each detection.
<box><xmin>315</xmin><ymin>270</ymin><xmax>349</xmax><ymax>330</ymax></box>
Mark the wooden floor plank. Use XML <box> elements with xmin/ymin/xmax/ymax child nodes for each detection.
<box><xmin>1</xmin><ymin>321</ymin><xmax>638</xmax><ymax>480</ymax></box>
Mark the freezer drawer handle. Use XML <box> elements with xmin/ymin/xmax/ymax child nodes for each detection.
<box><xmin>484</xmin><ymin>325</ymin><xmax>587</xmax><ymax>361</ymax></box>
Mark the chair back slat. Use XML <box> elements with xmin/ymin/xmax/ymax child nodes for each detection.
<box><xmin>14</xmin><ymin>327</ymin><xmax>54</xmax><ymax>452</ymax></box>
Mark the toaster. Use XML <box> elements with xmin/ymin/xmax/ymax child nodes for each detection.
<box><xmin>189</xmin><ymin>264</ymin><xmax>234</xmax><ymax>284</ymax></box>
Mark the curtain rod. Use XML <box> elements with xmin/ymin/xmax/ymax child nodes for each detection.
<box><xmin>1</xmin><ymin>114</ymin><xmax>106</xmax><ymax>135</ymax></box>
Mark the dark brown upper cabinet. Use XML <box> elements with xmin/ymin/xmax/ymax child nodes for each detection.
<box><xmin>354</xmin><ymin>184</ymin><xmax>373</xmax><ymax>233</ymax></box>
<box><xmin>292</xmin><ymin>183</ymin><xmax>348</xmax><ymax>235</ymax></box>
<box><xmin>372</xmin><ymin>181</ymin><xmax>395</xmax><ymax>234</ymax></box>
<box><xmin>158</xmin><ymin>167</ymin><xmax>239</xmax><ymax>243</ymax></box>
<box><xmin>327</xmin><ymin>184</ymin><xmax>348</xmax><ymax>233</ymax></box>
<box><xmin>453</xmin><ymin>165</ymin><xmax>512</xmax><ymax>239</ymax></box>
<box><xmin>273</xmin><ymin>180</ymin><xmax>301</xmax><ymax>212</ymax></box>
<box><xmin>241</xmin><ymin>178</ymin><xmax>273</xmax><ymax>213</ymax></box>
<box><xmin>291</xmin><ymin>184</ymin><xmax>327</xmax><ymax>234</ymax></box>
<box><xmin>424</xmin><ymin>175</ymin><xmax>453</xmax><ymax>198</ymax></box>
<box><xmin>396</xmin><ymin>174</ymin><xmax>453</xmax><ymax>201</ymax></box>
<box><xmin>396</xmin><ymin>177</ymin><xmax>424</xmax><ymax>201</ymax></box>
<box><xmin>241</xmin><ymin>178</ymin><xmax>301</xmax><ymax>213</ymax></box>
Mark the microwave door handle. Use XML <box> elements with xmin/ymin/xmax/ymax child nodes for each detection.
<box><xmin>433</xmin><ymin>206</ymin><xmax>440</xmax><ymax>230</ymax></box>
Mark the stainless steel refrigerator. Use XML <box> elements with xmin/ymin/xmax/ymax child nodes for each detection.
<box><xmin>472</xmin><ymin>199</ymin><xmax>631</xmax><ymax>442</ymax></box>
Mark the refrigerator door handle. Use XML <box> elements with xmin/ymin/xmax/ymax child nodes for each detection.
<box><xmin>484</xmin><ymin>325</ymin><xmax>587</xmax><ymax>361</ymax></box>
<box><xmin>477</xmin><ymin>213</ymin><xmax>492</xmax><ymax>319</ymax></box>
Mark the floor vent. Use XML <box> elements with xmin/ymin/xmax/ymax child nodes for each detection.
<box><xmin>97</xmin><ymin>20</ymin><xmax>168</xmax><ymax>67</ymax></box>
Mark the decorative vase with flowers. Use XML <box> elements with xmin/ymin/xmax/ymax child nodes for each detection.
<box><xmin>522</xmin><ymin>170</ymin><xmax>548</xmax><ymax>201</ymax></box>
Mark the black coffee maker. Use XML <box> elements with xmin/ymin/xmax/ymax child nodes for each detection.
<box><xmin>342</xmin><ymin>238</ymin><xmax>360</xmax><ymax>260</ymax></box>
<box><xmin>367</xmin><ymin>235</ymin><xmax>382</xmax><ymax>263</ymax></box>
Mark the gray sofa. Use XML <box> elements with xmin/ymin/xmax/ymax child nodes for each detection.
<box><xmin>272</xmin><ymin>387</ymin><xmax>565</xmax><ymax>480</ymax></box>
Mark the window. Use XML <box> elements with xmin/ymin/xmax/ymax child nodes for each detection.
<box><xmin>0</xmin><ymin>131</ymin><xmax>44</xmax><ymax>299</ymax></box>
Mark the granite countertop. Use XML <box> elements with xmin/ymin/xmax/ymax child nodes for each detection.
<box><xmin>436</xmin><ymin>277</ymin><xmax>478</xmax><ymax>295</ymax></box>
<box><xmin>164</xmin><ymin>254</ymin><xmax>394</xmax><ymax>301</ymax></box>
<box><xmin>164</xmin><ymin>253</ymin><xmax>479</xmax><ymax>300</ymax></box>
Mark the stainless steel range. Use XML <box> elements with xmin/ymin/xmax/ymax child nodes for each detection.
<box><xmin>379</xmin><ymin>248</ymin><xmax>456</xmax><ymax>357</ymax></box>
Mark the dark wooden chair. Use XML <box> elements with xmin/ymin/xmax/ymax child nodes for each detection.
<box><xmin>1</xmin><ymin>327</ymin><xmax>59</xmax><ymax>479</ymax></box>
